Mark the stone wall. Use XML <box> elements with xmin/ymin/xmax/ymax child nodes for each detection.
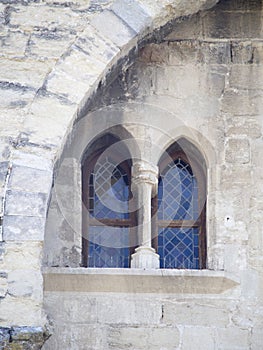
<box><xmin>0</xmin><ymin>0</ymin><xmax>219</xmax><ymax>345</ymax></box>
<box><xmin>1</xmin><ymin>0</ymin><xmax>263</xmax><ymax>349</ymax></box>
<box><xmin>42</xmin><ymin>0</ymin><xmax>263</xmax><ymax>349</ymax></box>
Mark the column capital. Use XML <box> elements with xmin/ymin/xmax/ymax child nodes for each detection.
<box><xmin>132</xmin><ymin>161</ymin><xmax>158</xmax><ymax>191</ymax></box>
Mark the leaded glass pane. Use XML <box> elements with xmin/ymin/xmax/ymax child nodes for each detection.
<box><xmin>87</xmin><ymin>226</ymin><xmax>130</xmax><ymax>268</ymax></box>
<box><xmin>158</xmin><ymin>158</ymin><xmax>198</xmax><ymax>221</ymax></box>
<box><xmin>89</xmin><ymin>158</ymin><xmax>129</xmax><ymax>219</ymax></box>
<box><xmin>87</xmin><ymin>157</ymin><xmax>130</xmax><ymax>268</ymax></box>
<box><xmin>158</xmin><ymin>227</ymin><xmax>199</xmax><ymax>269</ymax></box>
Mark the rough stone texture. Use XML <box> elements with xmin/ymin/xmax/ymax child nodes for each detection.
<box><xmin>0</xmin><ymin>0</ymin><xmax>263</xmax><ymax>349</ymax></box>
<box><xmin>0</xmin><ymin>326</ymin><xmax>50</xmax><ymax>350</ymax></box>
<box><xmin>43</xmin><ymin>1</ymin><xmax>263</xmax><ymax>348</ymax></box>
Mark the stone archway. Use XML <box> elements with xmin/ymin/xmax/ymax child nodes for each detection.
<box><xmin>0</xmin><ymin>0</ymin><xmax>220</xmax><ymax>346</ymax></box>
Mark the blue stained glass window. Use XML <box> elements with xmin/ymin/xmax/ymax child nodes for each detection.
<box><xmin>158</xmin><ymin>159</ymin><xmax>198</xmax><ymax>221</ymax></box>
<box><xmin>87</xmin><ymin>157</ymin><xmax>130</xmax><ymax>268</ymax></box>
<box><xmin>158</xmin><ymin>227</ymin><xmax>199</xmax><ymax>269</ymax></box>
<box><xmin>88</xmin><ymin>227</ymin><xmax>130</xmax><ymax>268</ymax></box>
<box><xmin>89</xmin><ymin>160</ymin><xmax>129</xmax><ymax>220</ymax></box>
<box><xmin>157</xmin><ymin>158</ymin><xmax>200</xmax><ymax>269</ymax></box>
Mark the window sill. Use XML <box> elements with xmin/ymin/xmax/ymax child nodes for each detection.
<box><xmin>43</xmin><ymin>267</ymin><xmax>239</xmax><ymax>294</ymax></box>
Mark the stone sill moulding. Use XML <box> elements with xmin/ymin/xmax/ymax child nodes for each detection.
<box><xmin>43</xmin><ymin>267</ymin><xmax>239</xmax><ymax>295</ymax></box>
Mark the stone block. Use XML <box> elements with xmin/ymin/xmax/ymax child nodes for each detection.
<box><xmin>224</xmin><ymin>244</ymin><xmax>247</xmax><ymax>273</ymax></box>
<box><xmin>96</xmin><ymin>296</ymin><xmax>162</xmax><ymax>325</ymax></box>
<box><xmin>216</xmin><ymin>0</ymin><xmax>261</xmax><ymax>11</ymax></box>
<box><xmin>3</xmin><ymin>242</ymin><xmax>42</xmax><ymax>270</ymax></box>
<box><xmin>216</xmin><ymin>327</ymin><xmax>249</xmax><ymax>349</ymax></box>
<box><xmin>5</xmin><ymin>190</ymin><xmax>47</xmax><ymax>217</ymax></box>
<box><xmin>163</xmin><ymin>301</ymin><xmax>230</xmax><ymax>327</ymax></box>
<box><xmin>167</xmin><ymin>41</ymin><xmax>199</xmax><ymax>65</ymax></box>
<box><xmin>231</xmin><ymin>41</ymin><xmax>255</xmax><ymax>64</ymax></box>
<box><xmin>0</xmin><ymin>30</ymin><xmax>29</xmax><ymax>57</ymax></box>
<box><xmin>108</xmin><ymin>325</ymin><xmax>180</xmax><ymax>350</ymax></box>
<box><xmin>165</xmin><ymin>14</ymin><xmax>202</xmax><ymax>40</ymax></box>
<box><xmin>28</xmin><ymin>33</ymin><xmax>76</xmax><ymax>60</ymax></box>
<box><xmin>75</xmin><ymin>26</ymin><xmax>120</xmax><ymax>65</ymax></box>
<box><xmin>225</xmin><ymin>116</ymin><xmax>262</xmax><ymax>139</ymax></box>
<box><xmin>0</xmin><ymin>109</ymin><xmax>25</xmax><ymax>140</ymax></box>
<box><xmin>230</xmin><ymin>41</ymin><xmax>263</xmax><ymax>64</ymax></box>
<box><xmin>10</xmin><ymin>4</ymin><xmax>87</xmax><ymax>32</ymax></box>
<box><xmin>46</xmin><ymin>48</ymin><xmax>102</xmax><ymax>103</ymax></box>
<box><xmin>8</xmin><ymin>165</ymin><xmax>52</xmax><ymax>194</ymax></box>
<box><xmin>252</xmin><ymin>42</ymin><xmax>263</xmax><ymax>64</ymax></box>
<box><xmin>221</xmin><ymin>90</ymin><xmax>259</xmax><ymax>115</ymax></box>
<box><xmin>112</xmin><ymin>0</ymin><xmax>151</xmax><ymax>33</ymax></box>
<box><xmin>0</xmin><ymin>85</ymin><xmax>35</xmax><ymax>109</ymax></box>
<box><xmin>0</xmin><ymin>328</ymin><xmax>9</xmax><ymax>348</ymax></box>
<box><xmin>8</xmin><ymin>270</ymin><xmax>41</xmax><ymax>297</ymax></box>
<box><xmin>0</xmin><ymin>272</ymin><xmax>7</xmax><ymax>297</ymax></box>
<box><xmin>0</xmin><ymin>161</ymin><xmax>9</xmax><ymax>187</ymax></box>
<box><xmin>181</xmin><ymin>326</ymin><xmax>215</xmax><ymax>350</ymax></box>
<box><xmin>251</xmin><ymin>328</ymin><xmax>263</xmax><ymax>349</ymax></box>
<box><xmin>199</xmin><ymin>41</ymin><xmax>231</xmax><ymax>65</ymax></box>
<box><xmin>230</xmin><ymin>65</ymin><xmax>263</xmax><ymax>91</ymax></box>
<box><xmin>220</xmin><ymin>165</ymin><xmax>252</xmax><ymax>188</ymax></box>
<box><xmin>12</xmin><ymin>151</ymin><xmax>52</xmax><ymax>172</ymax></box>
<box><xmin>3</xmin><ymin>215</ymin><xmax>45</xmax><ymax>241</ymax></box>
<box><xmin>23</xmin><ymin>95</ymin><xmax>77</xmax><ymax>147</ymax></box>
<box><xmin>0</xmin><ymin>295</ymin><xmax>43</xmax><ymax>325</ymax></box>
<box><xmin>155</xmin><ymin>65</ymin><xmax>224</xmax><ymax>99</ymax></box>
<box><xmin>10</xmin><ymin>271</ymin><xmax>42</xmax><ymax>300</ymax></box>
<box><xmin>0</xmin><ymin>58</ymin><xmax>54</xmax><ymax>90</ymax></box>
<box><xmin>91</xmin><ymin>10</ymin><xmax>136</xmax><ymax>48</ymax></box>
<box><xmin>139</xmin><ymin>43</ymin><xmax>170</xmax><ymax>65</ymax></box>
<box><xmin>44</xmin><ymin>293</ymin><xmax>97</xmax><ymax>324</ymax></box>
<box><xmin>148</xmin><ymin>327</ymin><xmax>180</xmax><ymax>349</ymax></box>
<box><xmin>0</xmin><ymin>4</ymin><xmax>5</xmax><ymax>25</ymax></box>
<box><xmin>43</xmin><ymin>324</ymin><xmax>106</xmax><ymax>350</ymax></box>
<box><xmin>203</xmin><ymin>11</ymin><xmax>262</xmax><ymax>39</ymax></box>
<box><xmin>225</xmin><ymin>139</ymin><xmax>250</xmax><ymax>164</ymax></box>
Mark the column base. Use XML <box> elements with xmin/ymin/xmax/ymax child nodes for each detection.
<box><xmin>131</xmin><ymin>246</ymin><xmax>160</xmax><ymax>269</ymax></box>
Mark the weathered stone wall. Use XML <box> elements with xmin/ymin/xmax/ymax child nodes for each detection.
<box><xmin>0</xmin><ymin>0</ymin><xmax>220</xmax><ymax>346</ymax></box>
<box><xmin>1</xmin><ymin>0</ymin><xmax>263</xmax><ymax>349</ymax></box>
<box><xmin>43</xmin><ymin>0</ymin><xmax>263</xmax><ymax>349</ymax></box>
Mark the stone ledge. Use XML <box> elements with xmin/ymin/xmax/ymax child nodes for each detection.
<box><xmin>43</xmin><ymin>267</ymin><xmax>239</xmax><ymax>294</ymax></box>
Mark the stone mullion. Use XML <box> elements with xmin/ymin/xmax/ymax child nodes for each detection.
<box><xmin>130</xmin><ymin>161</ymin><xmax>160</xmax><ymax>269</ymax></box>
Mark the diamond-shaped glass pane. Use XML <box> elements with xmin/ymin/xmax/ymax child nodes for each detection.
<box><xmin>88</xmin><ymin>158</ymin><xmax>129</xmax><ymax>219</ymax></box>
<box><xmin>87</xmin><ymin>226</ymin><xmax>130</xmax><ymax>268</ymax></box>
<box><xmin>158</xmin><ymin>227</ymin><xmax>199</xmax><ymax>269</ymax></box>
<box><xmin>158</xmin><ymin>158</ymin><xmax>198</xmax><ymax>220</ymax></box>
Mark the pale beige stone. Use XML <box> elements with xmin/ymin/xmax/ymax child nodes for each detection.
<box><xmin>182</xmin><ymin>326</ymin><xmax>215</xmax><ymax>350</ymax></box>
<box><xmin>163</xmin><ymin>301</ymin><xmax>230</xmax><ymax>327</ymax></box>
<box><xmin>216</xmin><ymin>327</ymin><xmax>249</xmax><ymax>349</ymax></box>
<box><xmin>0</xmin><ymin>1</ymin><xmax>263</xmax><ymax>349</ymax></box>
<box><xmin>0</xmin><ymin>295</ymin><xmax>44</xmax><ymax>326</ymax></box>
<box><xmin>0</xmin><ymin>58</ymin><xmax>54</xmax><ymax>89</ymax></box>
<box><xmin>0</xmin><ymin>274</ymin><xmax>7</xmax><ymax>298</ymax></box>
<box><xmin>10</xmin><ymin>5</ymin><xmax>88</xmax><ymax>32</ymax></box>
<box><xmin>0</xmin><ymin>30</ymin><xmax>29</xmax><ymax>57</ymax></box>
<box><xmin>225</xmin><ymin>139</ymin><xmax>250</xmax><ymax>164</ymax></box>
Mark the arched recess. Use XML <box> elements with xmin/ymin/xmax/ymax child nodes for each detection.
<box><xmin>152</xmin><ymin>137</ymin><xmax>207</xmax><ymax>269</ymax></box>
<box><xmin>38</xmin><ymin>0</ymin><xmax>218</xmax><ymax>268</ymax></box>
<box><xmin>43</xmin><ymin>125</ymin><xmax>139</xmax><ymax>268</ymax></box>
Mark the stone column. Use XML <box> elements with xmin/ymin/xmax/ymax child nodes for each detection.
<box><xmin>130</xmin><ymin>161</ymin><xmax>160</xmax><ymax>269</ymax></box>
